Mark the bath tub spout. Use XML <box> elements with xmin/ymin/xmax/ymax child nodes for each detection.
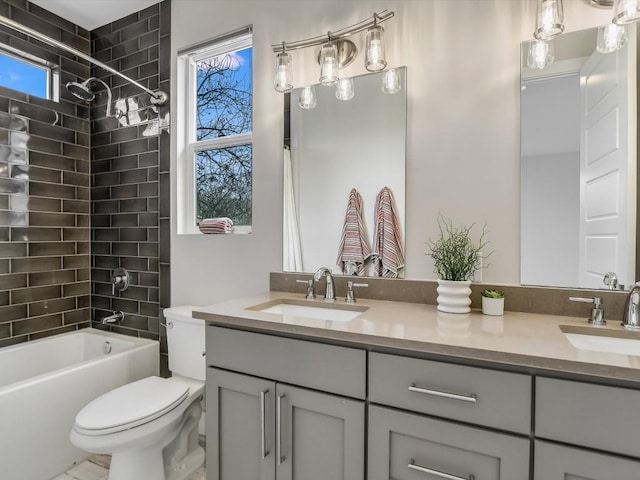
<box><xmin>102</xmin><ymin>311</ymin><xmax>124</xmax><ymax>324</ymax></box>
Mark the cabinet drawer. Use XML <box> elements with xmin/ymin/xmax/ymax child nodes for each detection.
<box><xmin>369</xmin><ymin>352</ymin><xmax>532</xmax><ymax>434</ymax></box>
<box><xmin>368</xmin><ymin>405</ymin><xmax>530</xmax><ymax>480</ymax></box>
<box><xmin>534</xmin><ymin>440</ymin><xmax>640</xmax><ymax>479</ymax></box>
<box><xmin>536</xmin><ymin>376</ymin><xmax>640</xmax><ymax>457</ymax></box>
<box><xmin>207</xmin><ymin>325</ymin><xmax>366</xmax><ymax>399</ymax></box>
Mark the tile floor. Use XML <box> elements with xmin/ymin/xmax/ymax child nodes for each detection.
<box><xmin>51</xmin><ymin>454</ymin><xmax>206</xmax><ymax>480</ymax></box>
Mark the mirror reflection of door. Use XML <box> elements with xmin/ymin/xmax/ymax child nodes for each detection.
<box><xmin>521</xmin><ymin>26</ymin><xmax>637</xmax><ymax>289</ymax></box>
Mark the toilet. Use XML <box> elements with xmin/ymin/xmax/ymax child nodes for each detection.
<box><xmin>70</xmin><ymin>306</ymin><xmax>206</xmax><ymax>480</ymax></box>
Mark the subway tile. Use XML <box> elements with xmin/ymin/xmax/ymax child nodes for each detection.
<box><xmin>93</xmin><ymin>200</ymin><xmax>119</xmax><ymax>214</ymax></box>
<box><xmin>139</xmin><ymin>212</ymin><xmax>158</xmax><ymax>226</ymax></box>
<box><xmin>76</xmin><ymin>160</ymin><xmax>90</xmax><ymax>174</ymax></box>
<box><xmin>63</xmin><ymin>308</ymin><xmax>90</xmax><ymax>325</ymax></box>
<box><xmin>14</xmin><ymin>314</ymin><xmax>63</xmax><ymax>335</ymax></box>
<box><xmin>28</xmin><ymin>297</ymin><xmax>76</xmax><ymax>317</ymax></box>
<box><xmin>138</xmin><ymin>151</ymin><xmax>158</xmax><ymax>168</ymax></box>
<box><xmin>0</xmin><ymin>177</ymin><xmax>26</xmax><ymax>194</ymax></box>
<box><xmin>139</xmin><ymin>242</ymin><xmax>158</xmax><ymax>258</ymax></box>
<box><xmin>29</xmin><ymin>270</ymin><xmax>75</xmax><ymax>287</ymax></box>
<box><xmin>0</xmin><ymin>210</ymin><xmax>28</xmax><ymax>226</ymax></box>
<box><xmin>76</xmin><ymin>268</ymin><xmax>90</xmax><ymax>281</ymax></box>
<box><xmin>111</xmin><ymin>154</ymin><xmax>138</xmax><ymax>171</ymax></box>
<box><xmin>138</xmin><ymin>182</ymin><xmax>157</xmax><ymax>197</ymax></box>
<box><xmin>139</xmin><ymin>61</ymin><xmax>159</xmax><ymax>80</ymax></box>
<box><xmin>0</xmin><ymin>242</ymin><xmax>27</xmax><ymax>258</ymax></box>
<box><xmin>0</xmin><ymin>322</ymin><xmax>9</xmax><ymax>340</ymax></box>
<box><xmin>63</xmin><ymin>143</ymin><xmax>90</xmax><ymax>160</ymax></box>
<box><xmin>119</xmin><ymin>227</ymin><xmax>147</xmax><ymax>242</ymax></box>
<box><xmin>148</xmin><ymin>257</ymin><xmax>158</xmax><ymax>272</ymax></box>
<box><xmin>121</xmin><ymin>313</ymin><xmax>149</xmax><ymax>330</ymax></box>
<box><xmin>139</xmin><ymin>272</ymin><xmax>158</xmax><ymax>287</ymax></box>
<box><xmin>76</xmin><ymin>186</ymin><xmax>89</xmax><ymax>201</ymax></box>
<box><xmin>28</xmin><ymin>197</ymin><xmax>62</xmax><ymax>213</ymax></box>
<box><xmin>76</xmin><ymin>214</ymin><xmax>89</xmax><ymax>228</ymax></box>
<box><xmin>92</xmin><ymin>228</ymin><xmax>118</xmax><ymax>242</ymax></box>
<box><xmin>119</xmin><ymin>198</ymin><xmax>147</xmax><ymax>213</ymax></box>
<box><xmin>0</xmin><ymin>259</ymin><xmax>7</xmax><ymax>274</ymax></box>
<box><xmin>63</xmin><ymin>199</ymin><xmax>90</xmax><ymax>214</ymax></box>
<box><xmin>0</xmin><ymin>145</ymin><xmax>26</xmax><ymax>163</ymax></box>
<box><xmin>139</xmin><ymin>301</ymin><xmax>158</xmax><ymax>317</ymax></box>
<box><xmin>19</xmin><ymin>165</ymin><xmax>61</xmax><ymax>183</ymax></box>
<box><xmin>0</xmin><ymin>112</ymin><xmax>27</xmax><ymax>131</ymax></box>
<box><xmin>120</xmin><ymin>138</ymin><xmax>149</xmax><ymax>156</ymax></box>
<box><xmin>112</xmin><ymin>242</ymin><xmax>138</xmax><ymax>256</ymax></box>
<box><xmin>29</xmin><ymin>121</ymin><xmax>76</xmax><ymax>144</ymax></box>
<box><xmin>93</xmin><ymin>255</ymin><xmax>119</xmax><ymax>269</ymax></box>
<box><xmin>91</xmin><ymin>158</ymin><xmax>110</xmax><ymax>174</ymax></box>
<box><xmin>121</xmin><ymin>285</ymin><xmax>150</xmax><ymax>301</ymax></box>
<box><xmin>10</xmin><ymin>194</ymin><xmax>27</xmax><ymax>211</ymax></box>
<box><xmin>63</xmin><ymin>227</ymin><xmax>89</xmax><ymax>242</ymax></box>
<box><xmin>63</xmin><ymin>171</ymin><xmax>90</xmax><ymax>187</ymax></box>
<box><xmin>111</xmin><ymin>184</ymin><xmax>138</xmax><ymax>199</ymax></box>
<box><xmin>11</xmin><ymin>227</ymin><xmax>61</xmax><ymax>242</ymax></box>
<box><xmin>91</xmin><ymin>241</ymin><xmax>110</xmax><ymax>255</ymax></box>
<box><xmin>159</xmin><ymin>172</ymin><xmax>169</xmax><ymax>217</ymax></box>
<box><xmin>76</xmin><ymin>241</ymin><xmax>89</xmax><ymax>255</ymax></box>
<box><xmin>29</xmin><ymin>182</ymin><xmax>75</xmax><ymax>199</ymax></box>
<box><xmin>92</xmin><ymin>144</ymin><xmax>119</xmax><ymax>160</ymax></box>
<box><xmin>121</xmin><ymin>50</ymin><xmax>149</xmax><ymax>72</ymax></box>
<box><xmin>76</xmin><ymin>132</ymin><xmax>90</xmax><ymax>148</ymax></box>
<box><xmin>111</xmin><ymin>37</ymin><xmax>139</xmax><ymax>61</ymax></box>
<box><xmin>12</xmin><ymin>256</ymin><xmax>61</xmax><ymax>273</ymax></box>
<box><xmin>62</xmin><ymin>255</ymin><xmax>90</xmax><ymax>269</ymax></box>
<box><xmin>121</xmin><ymin>256</ymin><xmax>149</xmax><ymax>272</ymax></box>
<box><xmin>111</xmin><ymin>12</ymin><xmax>139</xmax><ymax>33</ymax></box>
<box><xmin>94</xmin><ymin>171</ymin><xmax>120</xmax><ymax>188</ymax></box>
<box><xmin>29</xmin><ymin>242</ymin><xmax>75</xmax><ymax>257</ymax></box>
<box><xmin>63</xmin><ymin>115</ymin><xmax>90</xmax><ymax>134</ymax></box>
<box><xmin>62</xmin><ymin>282</ymin><xmax>90</xmax><ymax>297</ymax></box>
<box><xmin>120</xmin><ymin>19</ymin><xmax>151</xmax><ymax>43</ymax></box>
<box><xmin>159</xmin><ymin>263</ymin><xmax>170</xmax><ymax>308</ymax></box>
<box><xmin>91</xmin><ymin>268</ymin><xmax>112</xmax><ymax>283</ymax></box>
<box><xmin>29</xmin><ymin>212</ymin><xmax>76</xmax><ymax>227</ymax></box>
<box><xmin>139</xmin><ymin>30</ymin><xmax>158</xmax><ymax>50</ymax></box>
<box><xmin>91</xmin><ymin>214</ymin><xmax>110</xmax><ymax>228</ymax></box>
<box><xmin>77</xmin><ymin>295</ymin><xmax>90</xmax><ymax>308</ymax></box>
<box><xmin>148</xmin><ymin>287</ymin><xmax>159</xmax><ymax>303</ymax></box>
<box><xmin>0</xmin><ymin>304</ymin><xmax>27</xmax><ymax>322</ymax></box>
<box><xmin>26</xmin><ymin>135</ymin><xmax>62</xmax><ymax>155</ymax></box>
<box><xmin>0</xmin><ymin>195</ymin><xmax>7</xmax><ymax>209</ymax></box>
<box><xmin>91</xmin><ymin>186</ymin><xmax>110</xmax><ymax>201</ymax></box>
<box><xmin>0</xmin><ymin>226</ymin><xmax>7</xmax><ymax>241</ymax></box>
<box><xmin>0</xmin><ymin>291</ymin><xmax>8</xmax><ymax>306</ymax></box>
<box><xmin>0</xmin><ymin>273</ymin><xmax>27</xmax><ymax>290</ymax></box>
<box><xmin>147</xmin><ymin>166</ymin><xmax>159</xmax><ymax>181</ymax></box>
<box><xmin>120</xmin><ymin>168</ymin><xmax>148</xmax><ymax>185</ymax></box>
<box><xmin>148</xmin><ymin>227</ymin><xmax>158</xmax><ymax>242</ymax></box>
<box><xmin>93</xmin><ymin>282</ymin><xmax>113</xmax><ymax>297</ymax></box>
<box><xmin>12</xmin><ymin>285</ymin><xmax>62</xmax><ymax>304</ymax></box>
<box><xmin>29</xmin><ymin>152</ymin><xmax>76</xmax><ymax>172</ymax></box>
<box><xmin>148</xmin><ymin>197</ymin><xmax>158</xmax><ymax>212</ymax></box>
<box><xmin>111</xmin><ymin>213</ymin><xmax>139</xmax><ymax>227</ymax></box>
<box><xmin>159</xmin><ymin>133</ymin><xmax>170</xmax><ymax>172</ymax></box>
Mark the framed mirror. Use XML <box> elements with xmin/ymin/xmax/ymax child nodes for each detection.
<box><xmin>520</xmin><ymin>25</ymin><xmax>638</xmax><ymax>290</ymax></box>
<box><xmin>283</xmin><ymin>67</ymin><xmax>407</xmax><ymax>277</ymax></box>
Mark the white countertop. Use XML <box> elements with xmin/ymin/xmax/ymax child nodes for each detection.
<box><xmin>193</xmin><ymin>291</ymin><xmax>640</xmax><ymax>383</ymax></box>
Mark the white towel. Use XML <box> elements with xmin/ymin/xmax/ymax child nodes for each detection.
<box><xmin>283</xmin><ymin>147</ymin><xmax>303</xmax><ymax>271</ymax></box>
<box><xmin>336</xmin><ymin>188</ymin><xmax>371</xmax><ymax>275</ymax></box>
<box><xmin>372</xmin><ymin>187</ymin><xmax>404</xmax><ymax>278</ymax></box>
<box><xmin>199</xmin><ymin>217</ymin><xmax>234</xmax><ymax>234</ymax></box>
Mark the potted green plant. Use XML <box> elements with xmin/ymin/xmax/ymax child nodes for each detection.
<box><xmin>481</xmin><ymin>289</ymin><xmax>505</xmax><ymax>316</ymax></box>
<box><xmin>427</xmin><ymin>213</ymin><xmax>489</xmax><ymax>313</ymax></box>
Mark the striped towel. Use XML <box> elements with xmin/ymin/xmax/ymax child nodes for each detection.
<box><xmin>336</xmin><ymin>188</ymin><xmax>371</xmax><ymax>275</ymax></box>
<box><xmin>199</xmin><ymin>217</ymin><xmax>234</xmax><ymax>234</ymax></box>
<box><xmin>372</xmin><ymin>187</ymin><xmax>405</xmax><ymax>278</ymax></box>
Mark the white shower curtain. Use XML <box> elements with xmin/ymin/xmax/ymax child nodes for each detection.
<box><xmin>283</xmin><ymin>147</ymin><xmax>303</xmax><ymax>272</ymax></box>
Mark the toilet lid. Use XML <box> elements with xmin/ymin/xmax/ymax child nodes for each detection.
<box><xmin>75</xmin><ymin>376</ymin><xmax>189</xmax><ymax>433</ymax></box>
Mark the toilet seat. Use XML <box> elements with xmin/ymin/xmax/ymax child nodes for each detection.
<box><xmin>75</xmin><ymin>376</ymin><xmax>189</xmax><ymax>436</ymax></box>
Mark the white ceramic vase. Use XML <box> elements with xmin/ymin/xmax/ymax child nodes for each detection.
<box><xmin>436</xmin><ymin>279</ymin><xmax>472</xmax><ymax>314</ymax></box>
<box><xmin>482</xmin><ymin>296</ymin><xmax>504</xmax><ymax>316</ymax></box>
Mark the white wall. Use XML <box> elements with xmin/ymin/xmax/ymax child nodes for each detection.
<box><xmin>170</xmin><ymin>0</ymin><xmax>613</xmax><ymax>307</ymax></box>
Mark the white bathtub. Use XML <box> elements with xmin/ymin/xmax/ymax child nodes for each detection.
<box><xmin>0</xmin><ymin>328</ymin><xmax>159</xmax><ymax>480</ymax></box>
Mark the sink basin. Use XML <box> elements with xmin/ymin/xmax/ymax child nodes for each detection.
<box><xmin>247</xmin><ymin>299</ymin><xmax>367</xmax><ymax>322</ymax></box>
<box><xmin>563</xmin><ymin>331</ymin><xmax>640</xmax><ymax>356</ymax></box>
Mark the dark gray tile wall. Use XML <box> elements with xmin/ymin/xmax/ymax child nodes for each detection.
<box><xmin>0</xmin><ymin>0</ymin><xmax>91</xmax><ymax>347</ymax></box>
<box><xmin>89</xmin><ymin>1</ymin><xmax>171</xmax><ymax>371</ymax></box>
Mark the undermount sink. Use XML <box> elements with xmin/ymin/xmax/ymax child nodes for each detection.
<box><xmin>562</xmin><ymin>328</ymin><xmax>640</xmax><ymax>356</ymax></box>
<box><xmin>247</xmin><ymin>299</ymin><xmax>368</xmax><ymax>322</ymax></box>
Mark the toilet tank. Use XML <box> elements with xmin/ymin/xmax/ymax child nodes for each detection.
<box><xmin>163</xmin><ymin>306</ymin><xmax>206</xmax><ymax>381</ymax></box>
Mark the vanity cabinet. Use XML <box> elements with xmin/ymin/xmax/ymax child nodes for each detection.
<box><xmin>206</xmin><ymin>326</ymin><xmax>366</xmax><ymax>480</ymax></box>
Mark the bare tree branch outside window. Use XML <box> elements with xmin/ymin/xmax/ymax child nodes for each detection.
<box><xmin>195</xmin><ymin>47</ymin><xmax>252</xmax><ymax>225</ymax></box>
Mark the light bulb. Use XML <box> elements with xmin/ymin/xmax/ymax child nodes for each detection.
<box><xmin>382</xmin><ymin>68</ymin><xmax>401</xmax><ymax>94</ymax></box>
<box><xmin>614</xmin><ymin>0</ymin><xmax>640</xmax><ymax>24</ymax></box>
<box><xmin>365</xmin><ymin>25</ymin><xmax>387</xmax><ymax>72</ymax></box>
<box><xmin>273</xmin><ymin>51</ymin><xmax>293</xmax><ymax>93</ymax></box>
<box><xmin>527</xmin><ymin>39</ymin><xmax>554</xmax><ymax>70</ymax></box>
<box><xmin>597</xmin><ymin>23</ymin><xmax>627</xmax><ymax>53</ymax></box>
<box><xmin>335</xmin><ymin>78</ymin><xmax>354</xmax><ymax>101</ymax></box>
<box><xmin>298</xmin><ymin>86</ymin><xmax>316</xmax><ymax>110</ymax></box>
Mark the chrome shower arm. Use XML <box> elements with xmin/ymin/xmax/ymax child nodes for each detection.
<box><xmin>86</xmin><ymin>77</ymin><xmax>113</xmax><ymax>117</ymax></box>
<box><xmin>0</xmin><ymin>14</ymin><xmax>167</xmax><ymax>105</ymax></box>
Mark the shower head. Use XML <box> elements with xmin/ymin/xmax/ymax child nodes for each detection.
<box><xmin>65</xmin><ymin>77</ymin><xmax>113</xmax><ymax>117</ymax></box>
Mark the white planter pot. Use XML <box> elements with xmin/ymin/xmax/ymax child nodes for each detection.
<box><xmin>436</xmin><ymin>280</ymin><xmax>472</xmax><ymax>314</ymax></box>
<box><xmin>482</xmin><ymin>296</ymin><xmax>504</xmax><ymax>316</ymax></box>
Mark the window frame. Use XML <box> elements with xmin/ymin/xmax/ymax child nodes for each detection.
<box><xmin>177</xmin><ymin>28</ymin><xmax>253</xmax><ymax>235</ymax></box>
<box><xmin>0</xmin><ymin>44</ymin><xmax>59</xmax><ymax>101</ymax></box>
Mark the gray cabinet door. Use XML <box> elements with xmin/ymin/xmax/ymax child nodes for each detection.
<box><xmin>275</xmin><ymin>383</ymin><xmax>365</xmax><ymax>480</ymax></box>
<box><xmin>368</xmin><ymin>405</ymin><xmax>530</xmax><ymax>480</ymax></box>
<box><xmin>534</xmin><ymin>440</ymin><xmax>640</xmax><ymax>479</ymax></box>
<box><xmin>207</xmin><ymin>368</ymin><xmax>276</xmax><ymax>480</ymax></box>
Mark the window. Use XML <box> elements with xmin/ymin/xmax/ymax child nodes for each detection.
<box><xmin>177</xmin><ymin>28</ymin><xmax>253</xmax><ymax>234</ymax></box>
<box><xmin>0</xmin><ymin>46</ymin><xmax>57</xmax><ymax>100</ymax></box>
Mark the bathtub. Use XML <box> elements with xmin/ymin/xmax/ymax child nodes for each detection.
<box><xmin>0</xmin><ymin>328</ymin><xmax>159</xmax><ymax>480</ymax></box>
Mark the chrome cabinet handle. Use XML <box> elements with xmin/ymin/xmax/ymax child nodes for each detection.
<box><xmin>277</xmin><ymin>393</ymin><xmax>285</xmax><ymax>465</ymax></box>
<box><xmin>409</xmin><ymin>459</ymin><xmax>475</xmax><ymax>480</ymax></box>
<box><xmin>408</xmin><ymin>383</ymin><xmax>477</xmax><ymax>403</ymax></box>
<box><xmin>260</xmin><ymin>390</ymin><xmax>269</xmax><ymax>459</ymax></box>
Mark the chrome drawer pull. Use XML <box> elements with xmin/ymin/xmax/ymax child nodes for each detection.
<box><xmin>260</xmin><ymin>390</ymin><xmax>269</xmax><ymax>459</ymax></box>
<box><xmin>408</xmin><ymin>383</ymin><xmax>477</xmax><ymax>403</ymax></box>
<box><xmin>277</xmin><ymin>393</ymin><xmax>285</xmax><ymax>465</ymax></box>
<box><xmin>409</xmin><ymin>459</ymin><xmax>475</xmax><ymax>480</ymax></box>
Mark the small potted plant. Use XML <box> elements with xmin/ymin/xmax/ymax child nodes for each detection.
<box><xmin>481</xmin><ymin>289</ymin><xmax>505</xmax><ymax>316</ymax></box>
<box><xmin>427</xmin><ymin>213</ymin><xmax>489</xmax><ymax>313</ymax></box>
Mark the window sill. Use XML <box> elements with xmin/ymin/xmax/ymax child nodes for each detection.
<box><xmin>177</xmin><ymin>225</ymin><xmax>252</xmax><ymax>236</ymax></box>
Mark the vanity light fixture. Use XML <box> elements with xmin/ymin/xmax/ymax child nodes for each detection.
<box><xmin>527</xmin><ymin>39</ymin><xmax>554</xmax><ymax>69</ymax></box>
<box><xmin>298</xmin><ymin>85</ymin><xmax>317</xmax><ymax>109</ymax></box>
<box><xmin>613</xmin><ymin>0</ymin><xmax>640</xmax><ymax>24</ymax></box>
<box><xmin>382</xmin><ymin>68</ymin><xmax>401</xmax><ymax>94</ymax></box>
<box><xmin>335</xmin><ymin>77</ymin><xmax>354</xmax><ymax>100</ymax></box>
<box><xmin>272</xmin><ymin>10</ymin><xmax>394</xmax><ymax>93</ymax></box>
<box><xmin>534</xmin><ymin>0</ymin><xmax>564</xmax><ymax>40</ymax></box>
<box><xmin>596</xmin><ymin>23</ymin><xmax>627</xmax><ymax>52</ymax></box>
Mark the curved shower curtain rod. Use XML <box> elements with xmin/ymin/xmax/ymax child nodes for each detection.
<box><xmin>0</xmin><ymin>14</ymin><xmax>168</xmax><ymax>106</ymax></box>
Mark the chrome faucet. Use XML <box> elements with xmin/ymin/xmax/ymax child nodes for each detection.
<box><xmin>622</xmin><ymin>282</ymin><xmax>640</xmax><ymax>329</ymax></box>
<box><xmin>314</xmin><ymin>267</ymin><xmax>336</xmax><ymax>302</ymax></box>
<box><xmin>101</xmin><ymin>311</ymin><xmax>124</xmax><ymax>324</ymax></box>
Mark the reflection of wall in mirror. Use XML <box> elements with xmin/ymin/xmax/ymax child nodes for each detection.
<box><xmin>289</xmin><ymin>69</ymin><xmax>406</xmax><ymax>277</ymax></box>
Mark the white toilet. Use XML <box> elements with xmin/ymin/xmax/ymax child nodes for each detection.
<box><xmin>70</xmin><ymin>306</ymin><xmax>206</xmax><ymax>480</ymax></box>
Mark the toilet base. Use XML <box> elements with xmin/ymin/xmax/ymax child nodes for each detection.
<box><xmin>166</xmin><ymin>446</ymin><xmax>205</xmax><ymax>480</ymax></box>
<box><xmin>109</xmin><ymin>447</ymin><xmax>165</xmax><ymax>480</ymax></box>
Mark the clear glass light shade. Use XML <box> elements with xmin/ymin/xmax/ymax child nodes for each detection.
<box><xmin>298</xmin><ymin>86</ymin><xmax>317</xmax><ymax>109</ymax></box>
<box><xmin>534</xmin><ymin>0</ymin><xmax>564</xmax><ymax>40</ymax></box>
<box><xmin>335</xmin><ymin>77</ymin><xmax>354</xmax><ymax>101</ymax></box>
<box><xmin>273</xmin><ymin>52</ymin><xmax>293</xmax><ymax>93</ymax></box>
<box><xmin>382</xmin><ymin>68</ymin><xmax>401</xmax><ymax>94</ymax></box>
<box><xmin>613</xmin><ymin>0</ymin><xmax>640</xmax><ymax>24</ymax></box>
<box><xmin>597</xmin><ymin>24</ymin><xmax>627</xmax><ymax>53</ymax></box>
<box><xmin>319</xmin><ymin>43</ymin><xmax>339</xmax><ymax>85</ymax></box>
<box><xmin>527</xmin><ymin>39</ymin><xmax>554</xmax><ymax>69</ymax></box>
<box><xmin>365</xmin><ymin>25</ymin><xmax>387</xmax><ymax>72</ymax></box>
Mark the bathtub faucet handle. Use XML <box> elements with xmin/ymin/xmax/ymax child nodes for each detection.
<box><xmin>111</xmin><ymin>267</ymin><xmax>130</xmax><ymax>296</ymax></box>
